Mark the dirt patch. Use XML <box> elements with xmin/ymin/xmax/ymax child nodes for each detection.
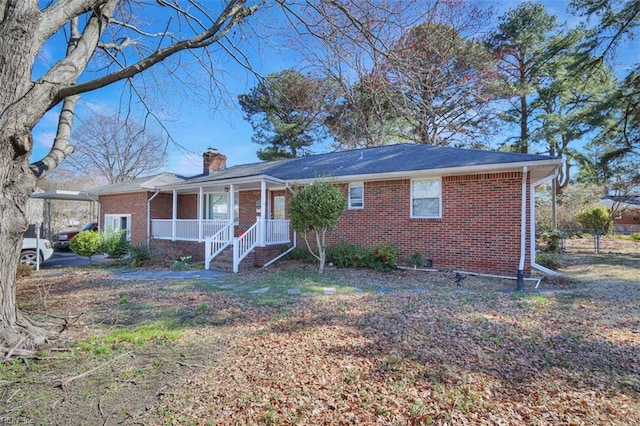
<box><xmin>2</xmin><ymin>255</ymin><xmax>639</xmax><ymax>424</ymax></box>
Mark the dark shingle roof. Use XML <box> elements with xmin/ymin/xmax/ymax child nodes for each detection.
<box><xmin>89</xmin><ymin>172</ymin><xmax>186</xmax><ymax>194</ymax></box>
<box><xmin>185</xmin><ymin>144</ymin><xmax>558</xmax><ymax>184</ymax></box>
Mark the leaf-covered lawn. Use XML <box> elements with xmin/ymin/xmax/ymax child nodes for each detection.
<box><xmin>3</xmin><ymin>250</ymin><xmax>639</xmax><ymax>425</ymax></box>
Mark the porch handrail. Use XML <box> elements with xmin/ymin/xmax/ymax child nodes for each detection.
<box><xmin>233</xmin><ymin>220</ymin><xmax>260</xmax><ymax>273</ymax></box>
<box><xmin>204</xmin><ymin>221</ymin><xmax>233</xmax><ymax>270</ymax></box>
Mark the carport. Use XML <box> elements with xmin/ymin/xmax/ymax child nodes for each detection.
<box><xmin>29</xmin><ymin>190</ymin><xmax>100</xmax><ymax>239</ymax></box>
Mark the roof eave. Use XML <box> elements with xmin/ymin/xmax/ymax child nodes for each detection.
<box><xmin>157</xmin><ymin>174</ymin><xmax>286</xmax><ymax>191</ymax></box>
<box><xmin>287</xmin><ymin>159</ymin><xmax>562</xmax><ymax>185</ymax></box>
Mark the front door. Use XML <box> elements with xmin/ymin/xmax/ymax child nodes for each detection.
<box><xmin>270</xmin><ymin>192</ymin><xmax>286</xmax><ymax>220</ymax></box>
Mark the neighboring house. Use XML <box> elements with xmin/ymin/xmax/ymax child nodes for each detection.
<box><xmin>600</xmin><ymin>194</ymin><xmax>640</xmax><ymax>235</ymax></box>
<box><xmin>89</xmin><ymin>144</ymin><xmax>561</xmax><ymax>277</ymax></box>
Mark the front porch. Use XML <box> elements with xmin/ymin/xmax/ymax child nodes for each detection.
<box><xmin>147</xmin><ymin>178</ymin><xmax>293</xmax><ymax>272</ymax></box>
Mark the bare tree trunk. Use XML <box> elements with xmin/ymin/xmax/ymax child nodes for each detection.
<box><xmin>0</xmin><ymin>138</ymin><xmax>51</xmax><ymax>354</ymax></box>
<box><xmin>0</xmin><ymin>3</ymin><xmax>50</xmax><ymax>355</ymax></box>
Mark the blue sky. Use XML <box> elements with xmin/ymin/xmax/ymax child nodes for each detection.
<box><xmin>30</xmin><ymin>0</ymin><xmax>637</xmax><ymax>180</ymax></box>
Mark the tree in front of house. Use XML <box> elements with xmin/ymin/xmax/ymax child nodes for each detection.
<box><xmin>0</xmin><ymin>0</ymin><xmax>258</xmax><ymax>359</ymax></box>
<box><xmin>288</xmin><ymin>181</ymin><xmax>347</xmax><ymax>274</ymax></box>
<box><xmin>239</xmin><ymin>69</ymin><xmax>337</xmax><ymax>161</ymax></box>
<box><xmin>63</xmin><ymin>113</ymin><xmax>166</xmax><ymax>184</ymax></box>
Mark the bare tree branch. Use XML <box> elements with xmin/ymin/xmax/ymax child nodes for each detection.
<box><xmin>54</xmin><ymin>1</ymin><xmax>257</xmax><ymax>102</ymax></box>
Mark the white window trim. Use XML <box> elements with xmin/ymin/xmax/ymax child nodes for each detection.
<box><xmin>348</xmin><ymin>182</ymin><xmax>364</xmax><ymax>210</ymax></box>
<box><xmin>410</xmin><ymin>177</ymin><xmax>442</xmax><ymax>219</ymax></box>
<box><xmin>104</xmin><ymin>214</ymin><xmax>132</xmax><ymax>240</ymax></box>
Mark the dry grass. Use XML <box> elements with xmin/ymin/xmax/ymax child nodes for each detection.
<box><xmin>1</xmin><ymin>248</ymin><xmax>638</xmax><ymax>425</ymax></box>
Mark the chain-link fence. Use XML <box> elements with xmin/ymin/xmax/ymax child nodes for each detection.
<box><xmin>538</xmin><ymin>228</ymin><xmax>639</xmax><ymax>255</ymax></box>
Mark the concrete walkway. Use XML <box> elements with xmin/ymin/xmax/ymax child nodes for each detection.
<box><xmin>111</xmin><ymin>268</ymin><xmax>227</xmax><ymax>281</ymax></box>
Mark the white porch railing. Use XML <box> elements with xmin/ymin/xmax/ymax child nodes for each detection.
<box><xmin>233</xmin><ymin>221</ymin><xmax>259</xmax><ymax>273</ymax></box>
<box><xmin>204</xmin><ymin>222</ymin><xmax>233</xmax><ymax>270</ymax></box>
<box><xmin>152</xmin><ymin>218</ymin><xmax>291</xmax><ymax>272</ymax></box>
<box><xmin>151</xmin><ymin>219</ymin><xmax>228</xmax><ymax>241</ymax></box>
<box><xmin>265</xmin><ymin>219</ymin><xmax>290</xmax><ymax>244</ymax></box>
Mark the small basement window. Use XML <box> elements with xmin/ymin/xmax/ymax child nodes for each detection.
<box><xmin>411</xmin><ymin>178</ymin><xmax>441</xmax><ymax>218</ymax></box>
<box><xmin>348</xmin><ymin>183</ymin><xmax>364</xmax><ymax>209</ymax></box>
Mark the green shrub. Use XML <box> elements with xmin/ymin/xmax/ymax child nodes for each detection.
<box><xmin>576</xmin><ymin>205</ymin><xmax>613</xmax><ymax>235</ymax></box>
<box><xmin>16</xmin><ymin>263</ymin><xmax>33</xmax><ymax>278</ymax></box>
<box><xmin>285</xmin><ymin>246</ymin><xmax>314</xmax><ymax>262</ymax></box>
<box><xmin>536</xmin><ymin>252</ymin><xmax>562</xmax><ymax>270</ymax></box>
<box><xmin>173</xmin><ymin>255</ymin><xmax>194</xmax><ymax>271</ymax></box>
<box><xmin>539</xmin><ymin>230</ymin><xmax>562</xmax><ymax>253</ymax></box>
<box><xmin>101</xmin><ymin>229</ymin><xmax>130</xmax><ymax>259</ymax></box>
<box><xmin>327</xmin><ymin>242</ymin><xmax>367</xmax><ymax>268</ymax></box>
<box><xmin>630</xmin><ymin>232</ymin><xmax>640</xmax><ymax>242</ymax></box>
<box><xmin>368</xmin><ymin>244</ymin><xmax>398</xmax><ymax>271</ymax></box>
<box><xmin>69</xmin><ymin>230</ymin><xmax>103</xmax><ymax>261</ymax></box>
<box><xmin>129</xmin><ymin>244</ymin><xmax>151</xmax><ymax>267</ymax></box>
<box><xmin>405</xmin><ymin>252</ymin><xmax>432</xmax><ymax>268</ymax></box>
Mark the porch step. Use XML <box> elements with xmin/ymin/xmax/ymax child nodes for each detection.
<box><xmin>209</xmin><ymin>246</ymin><xmax>256</xmax><ymax>272</ymax></box>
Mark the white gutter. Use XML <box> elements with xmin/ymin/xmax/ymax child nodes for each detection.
<box><xmin>288</xmin><ymin>159</ymin><xmax>562</xmax><ymax>185</ymax></box>
<box><xmin>530</xmin><ymin>168</ymin><xmax>561</xmax><ymax>276</ymax></box>
<box><xmin>517</xmin><ymin>167</ymin><xmax>528</xmax><ymax>291</ymax></box>
<box><xmin>146</xmin><ymin>189</ymin><xmax>161</xmax><ymax>247</ymax></box>
<box><xmin>165</xmin><ymin>174</ymin><xmax>287</xmax><ymax>191</ymax></box>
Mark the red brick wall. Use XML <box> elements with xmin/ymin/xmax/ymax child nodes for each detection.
<box><xmin>99</xmin><ymin>192</ymin><xmax>150</xmax><ymax>246</ymax></box>
<box><xmin>323</xmin><ymin>172</ymin><xmax>531</xmax><ymax>276</ymax></box>
<box><xmin>178</xmin><ymin>194</ymin><xmax>197</xmax><ymax>219</ymax></box>
<box><xmin>150</xmin><ymin>193</ymin><xmax>172</xmax><ymax>219</ymax></box>
<box><xmin>151</xmin><ymin>239</ymin><xmax>204</xmax><ymax>262</ymax></box>
<box><xmin>239</xmin><ymin>190</ymin><xmax>260</xmax><ymax>232</ymax></box>
<box><xmin>613</xmin><ymin>210</ymin><xmax>640</xmax><ymax>234</ymax></box>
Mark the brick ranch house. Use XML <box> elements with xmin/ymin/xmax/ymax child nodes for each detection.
<box><xmin>600</xmin><ymin>193</ymin><xmax>640</xmax><ymax>235</ymax></box>
<box><xmin>89</xmin><ymin>144</ymin><xmax>561</xmax><ymax>278</ymax></box>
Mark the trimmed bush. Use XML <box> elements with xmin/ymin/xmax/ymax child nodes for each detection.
<box><xmin>368</xmin><ymin>244</ymin><xmax>398</xmax><ymax>271</ymax></box>
<box><xmin>576</xmin><ymin>205</ymin><xmax>613</xmax><ymax>235</ymax></box>
<box><xmin>101</xmin><ymin>229</ymin><xmax>130</xmax><ymax>259</ymax></box>
<box><xmin>69</xmin><ymin>230</ymin><xmax>103</xmax><ymax>262</ymax></box>
<box><xmin>327</xmin><ymin>242</ymin><xmax>366</xmax><ymax>268</ymax></box>
<box><xmin>536</xmin><ymin>252</ymin><xmax>562</xmax><ymax>270</ymax></box>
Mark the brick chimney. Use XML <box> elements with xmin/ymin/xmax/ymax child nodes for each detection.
<box><xmin>203</xmin><ymin>149</ymin><xmax>227</xmax><ymax>174</ymax></box>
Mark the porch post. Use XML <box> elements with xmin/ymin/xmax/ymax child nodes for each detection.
<box><xmin>198</xmin><ymin>187</ymin><xmax>204</xmax><ymax>241</ymax></box>
<box><xmin>172</xmin><ymin>189</ymin><xmax>177</xmax><ymax>241</ymax></box>
<box><xmin>260</xmin><ymin>180</ymin><xmax>267</xmax><ymax>246</ymax></box>
<box><xmin>229</xmin><ymin>183</ymin><xmax>235</xmax><ymax>229</ymax></box>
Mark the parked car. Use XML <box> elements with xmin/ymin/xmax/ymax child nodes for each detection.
<box><xmin>20</xmin><ymin>237</ymin><xmax>54</xmax><ymax>268</ymax></box>
<box><xmin>52</xmin><ymin>222</ymin><xmax>98</xmax><ymax>250</ymax></box>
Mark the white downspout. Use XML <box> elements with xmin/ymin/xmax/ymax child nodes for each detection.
<box><xmin>147</xmin><ymin>189</ymin><xmax>161</xmax><ymax>247</ymax></box>
<box><xmin>198</xmin><ymin>187</ymin><xmax>204</xmax><ymax>241</ymax></box>
<box><xmin>259</xmin><ymin>180</ymin><xmax>267</xmax><ymax>246</ymax></box>
<box><xmin>517</xmin><ymin>166</ymin><xmax>528</xmax><ymax>291</ymax></box>
<box><xmin>172</xmin><ymin>189</ymin><xmax>177</xmax><ymax>241</ymax></box>
<box><xmin>530</xmin><ymin>169</ymin><xmax>561</xmax><ymax>276</ymax></box>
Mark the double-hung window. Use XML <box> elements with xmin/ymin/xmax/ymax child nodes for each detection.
<box><xmin>348</xmin><ymin>183</ymin><xmax>364</xmax><ymax>209</ymax></box>
<box><xmin>411</xmin><ymin>178</ymin><xmax>441</xmax><ymax>218</ymax></box>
